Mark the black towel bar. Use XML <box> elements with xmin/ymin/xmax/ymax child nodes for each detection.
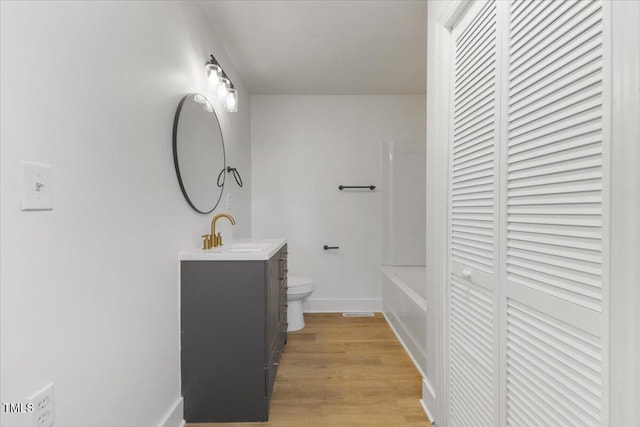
<box><xmin>338</xmin><ymin>185</ymin><xmax>375</xmax><ymax>191</ymax></box>
<box><xmin>323</xmin><ymin>245</ymin><xmax>339</xmax><ymax>250</ymax></box>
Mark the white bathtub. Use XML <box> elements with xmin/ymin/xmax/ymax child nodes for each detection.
<box><xmin>381</xmin><ymin>266</ymin><xmax>427</xmax><ymax>376</ymax></box>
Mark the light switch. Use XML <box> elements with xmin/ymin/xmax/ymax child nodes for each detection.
<box><xmin>21</xmin><ymin>161</ymin><xmax>53</xmax><ymax>210</ymax></box>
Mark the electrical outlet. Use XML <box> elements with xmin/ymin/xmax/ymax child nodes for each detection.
<box><xmin>28</xmin><ymin>383</ymin><xmax>55</xmax><ymax>427</ymax></box>
<box><xmin>226</xmin><ymin>192</ymin><xmax>233</xmax><ymax>210</ymax></box>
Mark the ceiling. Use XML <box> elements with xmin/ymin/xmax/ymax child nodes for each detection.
<box><xmin>198</xmin><ymin>0</ymin><xmax>427</xmax><ymax>95</ymax></box>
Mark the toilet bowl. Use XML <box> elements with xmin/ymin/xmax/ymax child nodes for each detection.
<box><xmin>287</xmin><ymin>276</ymin><xmax>314</xmax><ymax>332</ymax></box>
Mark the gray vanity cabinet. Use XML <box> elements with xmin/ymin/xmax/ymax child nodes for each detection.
<box><xmin>180</xmin><ymin>245</ymin><xmax>288</xmax><ymax>423</ymax></box>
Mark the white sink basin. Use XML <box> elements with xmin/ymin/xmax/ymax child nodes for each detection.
<box><xmin>217</xmin><ymin>243</ymin><xmax>271</xmax><ymax>253</ymax></box>
<box><xmin>226</xmin><ymin>247</ymin><xmax>263</xmax><ymax>253</ymax></box>
<box><xmin>180</xmin><ymin>238</ymin><xmax>287</xmax><ymax>261</ymax></box>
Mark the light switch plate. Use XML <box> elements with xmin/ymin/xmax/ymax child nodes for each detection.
<box><xmin>21</xmin><ymin>161</ymin><xmax>53</xmax><ymax>210</ymax></box>
<box><xmin>226</xmin><ymin>192</ymin><xmax>233</xmax><ymax>209</ymax></box>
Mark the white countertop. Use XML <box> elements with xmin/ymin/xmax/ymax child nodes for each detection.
<box><xmin>180</xmin><ymin>238</ymin><xmax>287</xmax><ymax>261</ymax></box>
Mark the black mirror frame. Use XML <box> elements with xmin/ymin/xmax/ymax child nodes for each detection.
<box><xmin>172</xmin><ymin>93</ymin><xmax>226</xmax><ymax>214</ymax></box>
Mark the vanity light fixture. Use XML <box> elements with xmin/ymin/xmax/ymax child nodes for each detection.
<box><xmin>225</xmin><ymin>85</ymin><xmax>238</xmax><ymax>113</ymax></box>
<box><xmin>205</xmin><ymin>55</ymin><xmax>222</xmax><ymax>89</ymax></box>
<box><xmin>205</xmin><ymin>54</ymin><xmax>238</xmax><ymax>113</ymax></box>
<box><xmin>217</xmin><ymin>72</ymin><xmax>231</xmax><ymax>100</ymax></box>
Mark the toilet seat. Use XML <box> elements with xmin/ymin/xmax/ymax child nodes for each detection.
<box><xmin>288</xmin><ymin>276</ymin><xmax>314</xmax><ymax>295</ymax></box>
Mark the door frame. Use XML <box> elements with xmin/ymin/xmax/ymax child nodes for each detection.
<box><xmin>609</xmin><ymin>1</ymin><xmax>640</xmax><ymax>425</ymax></box>
<box><xmin>426</xmin><ymin>1</ymin><xmax>473</xmax><ymax>424</ymax></box>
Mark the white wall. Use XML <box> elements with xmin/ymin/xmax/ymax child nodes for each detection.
<box><xmin>0</xmin><ymin>2</ymin><xmax>251</xmax><ymax>426</ymax></box>
<box><xmin>251</xmin><ymin>95</ymin><xmax>425</xmax><ymax>312</ymax></box>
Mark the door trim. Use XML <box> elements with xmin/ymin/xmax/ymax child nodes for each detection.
<box><xmin>610</xmin><ymin>1</ymin><xmax>640</xmax><ymax>424</ymax></box>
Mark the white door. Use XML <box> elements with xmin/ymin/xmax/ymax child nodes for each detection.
<box><xmin>502</xmin><ymin>0</ymin><xmax>608</xmax><ymax>424</ymax></box>
<box><xmin>448</xmin><ymin>1</ymin><xmax>501</xmax><ymax>424</ymax></box>
<box><xmin>446</xmin><ymin>0</ymin><xmax>609</xmax><ymax>425</ymax></box>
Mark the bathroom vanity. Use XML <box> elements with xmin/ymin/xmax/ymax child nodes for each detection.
<box><xmin>180</xmin><ymin>239</ymin><xmax>288</xmax><ymax>422</ymax></box>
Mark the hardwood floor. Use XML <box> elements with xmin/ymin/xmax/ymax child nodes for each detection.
<box><xmin>188</xmin><ymin>313</ymin><xmax>431</xmax><ymax>427</ymax></box>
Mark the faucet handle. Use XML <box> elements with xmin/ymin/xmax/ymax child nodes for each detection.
<box><xmin>201</xmin><ymin>234</ymin><xmax>212</xmax><ymax>250</ymax></box>
<box><xmin>215</xmin><ymin>232</ymin><xmax>223</xmax><ymax>247</ymax></box>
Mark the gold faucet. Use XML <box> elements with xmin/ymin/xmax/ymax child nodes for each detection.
<box><xmin>201</xmin><ymin>213</ymin><xmax>236</xmax><ymax>249</ymax></box>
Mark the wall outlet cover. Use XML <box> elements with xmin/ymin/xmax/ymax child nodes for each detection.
<box><xmin>28</xmin><ymin>382</ymin><xmax>55</xmax><ymax>427</ymax></box>
<box><xmin>21</xmin><ymin>161</ymin><xmax>53</xmax><ymax>210</ymax></box>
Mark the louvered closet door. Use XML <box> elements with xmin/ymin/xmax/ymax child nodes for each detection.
<box><xmin>448</xmin><ymin>1</ymin><xmax>500</xmax><ymax>425</ymax></box>
<box><xmin>504</xmin><ymin>0</ymin><xmax>608</xmax><ymax>425</ymax></box>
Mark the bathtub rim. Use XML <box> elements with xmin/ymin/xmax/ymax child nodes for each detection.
<box><xmin>381</xmin><ymin>265</ymin><xmax>427</xmax><ymax>311</ymax></box>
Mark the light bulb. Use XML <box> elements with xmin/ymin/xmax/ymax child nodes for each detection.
<box><xmin>225</xmin><ymin>88</ymin><xmax>238</xmax><ymax>112</ymax></box>
<box><xmin>216</xmin><ymin>77</ymin><xmax>230</xmax><ymax>100</ymax></box>
<box><xmin>206</xmin><ymin>63</ymin><xmax>221</xmax><ymax>88</ymax></box>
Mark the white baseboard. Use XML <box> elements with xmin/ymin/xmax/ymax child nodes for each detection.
<box><xmin>302</xmin><ymin>298</ymin><xmax>381</xmax><ymax>313</ymax></box>
<box><xmin>382</xmin><ymin>313</ymin><xmax>435</xmax><ymax>424</ymax></box>
<box><xmin>383</xmin><ymin>312</ymin><xmax>427</xmax><ymax>378</ymax></box>
<box><xmin>421</xmin><ymin>377</ymin><xmax>436</xmax><ymax>423</ymax></box>
<box><xmin>159</xmin><ymin>397</ymin><xmax>184</xmax><ymax>427</ymax></box>
<box><xmin>382</xmin><ymin>313</ymin><xmax>432</xmax><ymax>424</ymax></box>
<box><xmin>420</xmin><ymin>397</ymin><xmax>435</xmax><ymax>424</ymax></box>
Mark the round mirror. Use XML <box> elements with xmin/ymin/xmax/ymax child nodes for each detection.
<box><xmin>173</xmin><ymin>93</ymin><xmax>226</xmax><ymax>214</ymax></box>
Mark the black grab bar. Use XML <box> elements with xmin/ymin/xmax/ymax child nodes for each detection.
<box><xmin>338</xmin><ymin>185</ymin><xmax>375</xmax><ymax>191</ymax></box>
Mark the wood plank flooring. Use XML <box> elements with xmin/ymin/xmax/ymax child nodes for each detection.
<box><xmin>188</xmin><ymin>313</ymin><xmax>431</xmax><ymax>427</ymax></box>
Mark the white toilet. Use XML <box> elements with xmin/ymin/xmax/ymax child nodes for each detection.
<box><xmin>287</xmin><ymin>276</ymin><xmax>314</xmax><ymax>332</ymax></box>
